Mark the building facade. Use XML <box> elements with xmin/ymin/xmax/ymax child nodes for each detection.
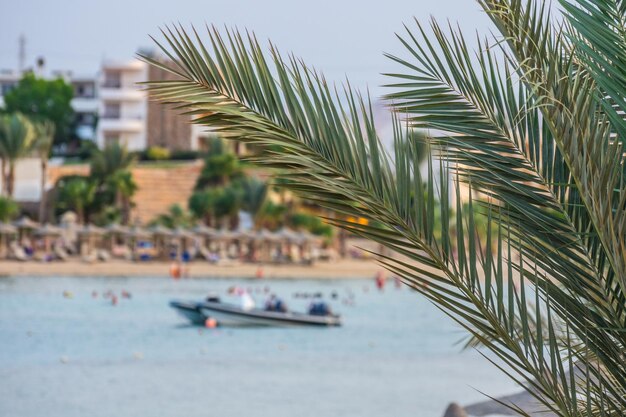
<box><xmin>0</xmin><ymin>69</ymin><xmax>99</xmax><ymax>142</ymax></box>
<box><xmin>96</xmin><ymin>60</ymin><xmax>148</xmax><ymax>150</ymax></box>
<box><xmin>0</xmin><ymin>56</ymin><xmax>210</xmax><ymax>152</ymax></box>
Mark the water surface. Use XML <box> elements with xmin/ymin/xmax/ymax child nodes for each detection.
<box><xmin>0</xmin><ymin>276</ymin><xmax>518</xmax><ymax>417</ymax></box>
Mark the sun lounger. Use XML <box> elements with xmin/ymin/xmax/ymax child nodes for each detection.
<box><xmin>54</xmin><ymin>246</ymin><xmax>70</xmax><ymax>261</ymax></box>
<box><xmin>198</xmin><ymin>246</ymin><xmax>214</xmax><ymax>262</ymax></box>
<box><xmin>97</xmin><ymin>250</ymin><xmax>110</xmax><ymax>262</ymax></box>
<box><xmin>9</xmin><ymin>242</ymin><xmax>28</xmax><ymax>261</ymax></box>
<box><xmin>82</xmin><ymin>251</ymin><xmax>98</xmax><ymax>263</ymax></box>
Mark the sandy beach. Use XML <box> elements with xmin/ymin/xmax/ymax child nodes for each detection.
<box><xmin>0</xmin><ymin>259</ymin><xmax>384</xmax><ymax>279</ymax></box>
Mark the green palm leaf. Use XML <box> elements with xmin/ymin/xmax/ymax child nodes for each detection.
<box><xmin>142</xmin><ymin>18</ymin><xmax>626</xmax><ymax>416</ymax></box>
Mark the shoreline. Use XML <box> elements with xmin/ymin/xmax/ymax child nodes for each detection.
<box><xmin>0</xmin><ymin>259</ymin><xmax>384</xmax><ymax>279</ymax></box>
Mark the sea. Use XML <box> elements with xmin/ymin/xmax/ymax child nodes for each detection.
<box><xmin>0</xmin><ymin>275</ymin><xmax>519</xmax><ymax>417</ymax></box>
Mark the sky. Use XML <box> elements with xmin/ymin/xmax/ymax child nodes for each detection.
<box><xmin>0</xmin><ymin>0</ymin><xmax>495</xmax><ymax>99</ymax></box>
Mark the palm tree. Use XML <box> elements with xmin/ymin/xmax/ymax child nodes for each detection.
<box><xmin>90</xmin><ymin>142</ymin><xmax>136</xmax><ymax>183</ymax></box>
<box><xmin>151</xmin><ymin>204</ymin><xmax>191</xmax><ymax>229</ymax></box>
<box><xmin>0</xmin><ymin>113</ymin><xmax>35</xmax><ymax>197</ymax></box>
<box><xmin>56</xmin><ymin>177</ymin><xmax>96</xmax><ymax>224</ymax></box>
<box><xmin>107</xmin><ymin>170</ymin><xmax>137</xmax><ymax>225</ymax></box>
<box><xmin>238</xmin><ymin>177</ymin><xmax>267</xmax><ymax>224</ymax></box>
<box><xmin>189</xmin><ymin>188</ymin><xmax>220</xmax><ymax>227</ymax></box>
<box><xmin>143</xmin><ymin>1</ymin><xmax>626</xmax><ymax>415</ymax></box>
<box><xmin>33</xmin><ymin>119</ymin><xmax>55</xmax><ymax>223</ymax></box>
<box><xmin>0</xmin><ymin>196</ymin><xmax>19</xmax><ymax>222</ymax></box>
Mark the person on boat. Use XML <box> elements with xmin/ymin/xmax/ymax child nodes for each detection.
<box><xmin>265</xmin><ymin>294</ymin><xmax>288</xmax><ymax>312</ymax></box>
<box><xmin>308</xmin><ymin>296</ymin><xmax>332</xmax><ymax>316</ymax></box>
<box><xmin>229</xmin><ymin>286</ymin><xmax>255</xmax><ymax>311</ymax></box>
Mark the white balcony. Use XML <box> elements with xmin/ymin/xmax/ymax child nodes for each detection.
<box><xmin>99</xmin><ymin>87</ymin><xmax>145</xmax><ymax>101</ymax></box>
<box><xmin>98</xmin><ymin>118</ymin><xmax>144</xmax><ymax>132</ymax></box>
<box><xmin>71</xmin><ymin>97</ymin><xmax>99</xmax><ymax>113</ymax></box>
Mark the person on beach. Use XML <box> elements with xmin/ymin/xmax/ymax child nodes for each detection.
<box><xmin>169</xmin><ymin>261</ymin><xmax>181</xmax><ymax>279</ymax></box>
<box><xmin>375</xmin><ymin>271</ymin><xmax>386</xmax><ymax>291</ymax></box>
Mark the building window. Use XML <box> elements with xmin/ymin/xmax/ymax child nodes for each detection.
<box><xmin>104</xmin><ymin>134</ymin><xmax>120</xmax><ymax>145</ymax></box>
<box><xmin>102</xmin><ymin>71</ymin><xmax>121</xmax><ymax>88</ymax></box>
<box><xmin>1</xmin><ymin>82</ymin><xmax>17</xmax><ymax>96</ymax></box>
<box><xmin>76</xmin><ymin>112</ymin><xmax>96</xmax><ymax>125</ymax></box>
<box><xmin>73</xmin><ymin>82</ymin><xmax>95</xmax><ymax>98</ymax></box>
<box><xmin>103</xmin><ymin>103</ymin><xmax>121</xmax><ymax>119</ymax></box>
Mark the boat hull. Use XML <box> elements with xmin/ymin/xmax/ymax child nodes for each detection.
<box><xmin>169</xmin><ymin>301</ymin><xmax>208</xmax><ymax>325</ymax></box>
<box><xmin>197</xmin><ymin>301</ymin><xmax>341</xmax><ymax>327</ymax></box>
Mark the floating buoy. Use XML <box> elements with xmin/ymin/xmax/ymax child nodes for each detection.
<box><xmin>204</xmin><ymin>317</ymin><xmax>218</xmax><ymax>328</ymax></box>
<box><xmin>132</xmin><ymin>351</ymin><xmax>144</xmax><ymax>360</ymax></box>
<box><xmin>63</xmin><ymin>291</ymin><xmax>73</xmax><ymax>299</ymax></box>
<box><xmin>59</xmin><ymin>356</ymin><xmax>69</xmax><ymax>364</ymax></box>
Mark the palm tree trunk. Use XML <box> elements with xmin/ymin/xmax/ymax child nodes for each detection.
<box><xmin>76</xmin><ymin>204</ymin><xmax>84</xmax><ymax>225</ymax></box>
<box><xmin>39</xmin><ymin>160</ymin><xmax>47</xmax><ymax>223</ymax></box>
<box><xmin>122</xmin><ymin>196</ymin><xmax>130</xmax><ymax>225</ymax></box>
<box><xmin>0</xmin><ymin>159</ymin><xmax>6</xmax><ymax>196</ymax></box>
<box><xmin>7</xmin><ymin>161</ymin><xmax>15</xmax><ymax>198</ymax></box>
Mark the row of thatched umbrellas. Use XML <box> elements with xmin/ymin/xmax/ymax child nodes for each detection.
<box><xmin>0</xmin><ymin>217</ymin><xmax>322</xmax><ymax>244</ymax></box>
<box><xmin>0</xmin><ymin>217</ymin><xmax>323</xmax><ymax>262</ymax></box>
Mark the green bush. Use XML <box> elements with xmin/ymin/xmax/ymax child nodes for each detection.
<box><xmin>146</xmin><ymin>146</ymin><xmax>171</xmax><ymax>161</ymax></box>
<box><xmin>0</xmin><ymin>196</ymin><xmax>19</xmax><ymax>222</ymax></box>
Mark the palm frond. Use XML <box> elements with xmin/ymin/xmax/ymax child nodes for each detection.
<box><xmin>143</xmin><ymin>23</ymin><xmax>626</xmax><ymax>416</ymax></box>
<box><xmin>478</xmin><ymin>0</ymin><xmax>626</xmax><ymax>298</ymax></box>
<box><xmin>560</xmin><ymin>0</ymin><xmax>626</xmax><ymax>138</ymax></box>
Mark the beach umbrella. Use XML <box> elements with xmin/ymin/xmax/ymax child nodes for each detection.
<box><xmin>77</xmin><ymin>224</ymin><xmax>105</xmax><ymax>236</ymax></box>
<box><xmin>296</xmin><ymin>230</ymin><xmax>318</xmax><ymax>243</ymax></box>
<box><xmin>105</xmin><ymin>223</ymin><xmax>130</xmax><ymax>235</ymax></box>
<box><xmin>191</xmin><ymin>224</ymin><xmax>217</xmax><ymax>237</ymax></box>
<box><xmin>149</xmin><ymin>224</ymin><xmax>173</xmax><ymax>237</ymax></box>
<box><xmin>172</xmin><ymin>227</ymin><xmax>194</xmax><ymax>240</ymax></box>
<box><xmin>0</xmin><ymin>223</ymin><xmax>17</xmax><ymax>259</ymax></box>
<box><xmin>127</xmin><ymin>227</ymin><xmax>153</xmax><ymax>239</ymax></box>
<box><xmin>33</xmin><ymin>224</ymin><xmax>62</xmax><ymax>237</ymax></box>
<box><xmin>60</xmin><ymin>211</ymin><xmax>78</xmax><ymax>224</ymax></box>
<box><xmin>233</xmin><ymin>229</ymin><xmax>257</xmax><ymax>242</ymax></box>
<box><xmin>33</xmin><ymin>224</ymin><xmax>63</xmax><ymax>254</ymax></box>
<box><xmin>0</xmin><ymin>223</ymin><xmax>17</xmax><ymax>234</ymax></box>
<box><xmin>13</xmin><ymin>216</ymin><xmax>39</xmax><ymax>230</ymax></box>
<box><xmin>276</xmin><ymin>227</ymin><xmax>301</xmax><ymax>242</ymax></box>
<box><xmin>77</xmin><ymin>224</ymin><xmax>105</xmax><ymax>256</ymax></box>
<box><xmin>258</xmin><ymin>228</ymin><xmax>280</xmax><ymax>242</ymax></box>
<box><xmin>214</xmin><ymin>229</ymin><xmax>237</xmax><ymax>241</ymax></box>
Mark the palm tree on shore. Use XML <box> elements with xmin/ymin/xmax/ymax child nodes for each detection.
<box><xmin>143</xmin><ymin>0</ymin><xmax>626</xmax><ymax>415</ymax></box>
<box><xmin>56</xmin><ymin>177</ymin><xmax>96</xmax><ymax>224</ymax></box>
<box><xmin>90</xmin><ymin>142</ymin><xmax>136</xmax><ymax>183</ymax></box>
<box><xmin>33</xmin><ymin>119</ymin><xmax>55</xmax><ymax>223</ymax></box>
<box><xmin>0</xmin><ymin>113</ymin><xmax>35</xmax><ymax>197</ymax></box>
<box><xmin>107</xmin><ymin>169</ymin><xmax>137</xmax><ymax>225</ymax></box>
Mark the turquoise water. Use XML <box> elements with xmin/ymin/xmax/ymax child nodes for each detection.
<box><xmin>0</xmin><ymin>276</ymin><xmax>518</xmax><ymax>417</ymax></box>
